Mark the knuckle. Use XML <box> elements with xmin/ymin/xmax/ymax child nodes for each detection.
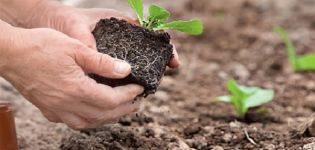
<box><xmin>99</xmin><ymin>54</ymin><xmax>114</xmax><ymax>70</ymax></box>
<box><xmin>74</xmin><ymin>84</ymin><xmax>90</xmax><ymax>98</ymax></box>
<box><xmin>72</xmin><ymin>42</ymin><xmax>85</xmax><ymax>52</ymax></box>
<box><xmin>66</xmin><ymin>79</ymin><xmax>92</xmax><ymax>99</ymax></box>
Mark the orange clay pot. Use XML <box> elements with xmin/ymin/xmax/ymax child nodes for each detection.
<box><xmin>0</xmin><ymin>102</ymin><xmax>18</xmax><ymax>150</ymax></box>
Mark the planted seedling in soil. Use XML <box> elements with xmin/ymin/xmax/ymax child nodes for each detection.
<box><xmin>217</xmin><ymin>80</ymin><xmax>274</xmax><ymax>119</ymax></box>
<box><xmin>90</xmin><ymin>0</ymin><xmax>203</xmax><ymax>96</ymax></box>
<box><xmin>273</xmin><ymin>26</ymin><xmax>315</xmax><ymax>71</ymax></box>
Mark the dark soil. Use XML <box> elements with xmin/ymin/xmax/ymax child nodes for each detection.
<box><xmin>60</xmin><ymin>125</ymin><xmax>168</xmax><ymax>150</ymax></box>
<box><xmin>60</xmin><ymin>113</ymin><xmax>180</xmax><ymax>150</ymax></box>
<box><xmin>91</xmin><ymin>18</ymin><xmax>173</xmax><ymax>96</ymax></box>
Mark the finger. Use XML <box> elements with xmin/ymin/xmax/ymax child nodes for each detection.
<box><xmin>75</xmin><ymin>49</ymin><xmax>131</xmax><ymax>78</ymax></box>
<box><xmin>103</xmin><ymin>100</ymin><xmax>140</xmax><ymax>121</ymax></box>
<box><xmin>52</xmin><ymin>100</ymin><xmax>104</xmax><ymax>123</ymax></box>
<box><xmin>67</xmin><ymin>25</ymin><xmax>97</xmax><ymax>50</ymax></box>
<box><xmin>90</xmin><ymin>101</ymin><xmax>141</xmax><ymax>127</ymax></box>
<box><xmin>168</xmin><ymin>45</ymin><xmax>180</xmax><ymax>68</ymax></box>
<box><xmin>111</xmin><ymin>84</ymin><xmax>144</xmax><ymax>105</ymax></box>
<box><xmin>57</xmin><ymin>112</ymin><xmax>90</xmax><ymax>130</ymax></box>
<box><xmin>82</xmin><ymin>119</ymin><xmax>119</xmax><ymax>129</ymax></box>
<box><xmin>53</xmin><ymin>98</ymin><xmax>122</xmax><ymax>124</ymax></box>
<box><xmin>81</xmin><ymin>81</ymin><xmax>144</xmax><ymax>109</ymax></box>
<box><xmin>65</xmin><ymin>85</ymin><xmax>142</xmax><ymax>123</ymax></box>
<box><xmin>41</xmin><ymin>110</ymin><xmax>61</xmax><ymax>123</ymax></box>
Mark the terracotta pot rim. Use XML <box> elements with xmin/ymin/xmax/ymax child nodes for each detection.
<box><xmin>0</xmin><ymin>102</ymin><xmax>12</xmax><ymax>113</ymax></box>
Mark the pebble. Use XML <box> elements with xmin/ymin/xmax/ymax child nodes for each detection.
<box><xmin>204</xmin><ymin>126</ymin><xmax>215</xmax><ymax>135</ymax></box>
<box><xmin>229</xmin><ymin>121</ymin><xmax>242</xmax><ymax>129</ymax></box>
<box><xmin>305</xmin><ymin>94</ymin><xmax>315</xmax><ymax>109</ymax></box>
<box><xmin>212</xmin><ymin>146</ymin><xmax>224</xmax><ymax>150</ymax></box>
<box><xmin>223</xmin><ymin>133</ymin><xmax>232</xmax><ymax>142</ymax></box>
<box><xmin>303</xmin><ymin>142</ymin><xmax>315</xmax><ymax>150</ymax></box>
<box><xmin>183</xmin><ymin>124</ymin><xmax>201</xmax><ymax>136</ymax></box>
<box><xmin>154</xmin><ymin>91</ymin><xmax>170</xmax><ymax>101</ymax></box>
<box><xmin>149</xmin><ymin>105</ymin><xmax>170</xmax><ymax>114</ymax></box>
<box><xmin>264</xmin><ymin>144</ymin><xmax>276</xmax><ymax>150</ymax></box>
<box><xmin>218</xmin><ymin>71</ymin><xmax>228</xmax><ymax>80</ymax></box>
<box><xmin>232</xmin><ymin>63</ymin><xmax>250</xmax><ymax>80</ymax></box>
<box><xmin>193</xmin><ymin>136</ymin><xmax>207</xmax><ymax>149</ymax></box>
<box><xmin>307</xmin><ymin>81</ymin><xmax>315</xmax><ymax>90</ymax></box>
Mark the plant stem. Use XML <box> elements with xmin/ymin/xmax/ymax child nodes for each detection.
<box><xmin>273</xmin><ymin>26</ymin><xmax>298</xmax><ymax>70</ymax></box>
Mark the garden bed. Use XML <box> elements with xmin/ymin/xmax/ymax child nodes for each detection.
<box><xmin>2</xmin><ymin>0</ymin><xmax>315</xmax><ymax>149</ymax></box>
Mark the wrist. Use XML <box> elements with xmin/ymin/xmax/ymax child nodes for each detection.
<box><xmin>0</xmin><ymin>20</ymin><xmax>23</xmax><ymax>75</ymax></box>
<box><xmin>26</xmin><ymin>0</ymin><xmax>77</xmax><ymax>30</ymax></box>
<box><xmin>0</xmin><ymin>0</ymin><xmax>43</xmax><ymax>27</ymax></box>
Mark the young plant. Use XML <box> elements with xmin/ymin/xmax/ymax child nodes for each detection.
<box><xmin>217</xmin><ymin>80</ymin><xmax>274</xmax><ymax>118</ymax></box>
<box><xmin>128</xmin><ymin>0</ymin><xmax>203</xmax><ymax>35</ymax></box>
<box><xmin>273</xmin><ymin>26</ymin><xmax>315</xmax><ymax>71</ymax></box>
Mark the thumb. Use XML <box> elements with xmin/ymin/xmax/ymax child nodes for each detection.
<box><xmin>75</xmin><ymin>49</ymin><xmax>131</xmax><ymax>79</ymax></box>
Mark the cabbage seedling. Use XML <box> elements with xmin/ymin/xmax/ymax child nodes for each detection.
<box><xmin>128</xmin><ymin>0</ymin><xmax>203</xmax><ymax>35</ymax></box>
<box><xmin>217</xmin><ymin>80</ymin><xmax>274</xmax><ymax>118</ymax></box>
<box><xmin>273</xmin><ymin>26</ymin><xmax>315</xmax><ymax>71</ymax></box>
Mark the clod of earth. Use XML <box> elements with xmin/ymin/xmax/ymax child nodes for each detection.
<box><xmin>90</xmin><ymin>18</ymin><xmax>173</xmax><ymax>96</ymax></box>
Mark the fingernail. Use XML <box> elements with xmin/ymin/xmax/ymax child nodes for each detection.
<box><xmin>114</xmin><ymin>60</ymin><xmax>131</xmax><ymax>75</ymax></box>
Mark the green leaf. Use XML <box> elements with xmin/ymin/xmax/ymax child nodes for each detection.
<box><xmin>155</xmin><ymin>19</ymin><xmax>204</xmax><ymax>35</ymax></box>
<box><xmin>273</xmin><ymin>26</ymin><xmax>298</xmax><ymax>70</ymax></box>
<box><xmin>146</xmin><ymin>5</ymin><xmax>170</xmax><ymax>28</ymax></box>
<box><xmin>218</xmin><ymin>79</ymin><xmax>275</xmax><ymax>118</ymax></box>
<box><xmin>273</xmin><ymin>26</ymin><xmax>315</xmax><ymax>71</ymax></box>
<box><xmin>128</xmin><ymin>0</ymin><xmax>144</xmax><ymax>25</ymax></box>
<box><xmin>296</xmin><ymin>55</ymin><xmax>315</xmax><ymax>71</ymax></box>
<box><xmin>245</xmin><ymin>89</ymin><xmax>274</xmax><ymax>108</ymax></box>
<box><xmin>239</xmin><ymin>86</ymin><xmax>259</xmax><ymax>95</ymax></box>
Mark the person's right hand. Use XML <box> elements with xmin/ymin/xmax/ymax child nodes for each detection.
<box><xmin>0</xmin><ymin>27</ymin><xmax>143</xmax><ymax>130</ymax></box>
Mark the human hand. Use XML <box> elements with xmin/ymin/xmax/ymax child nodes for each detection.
<box><xmin>27</xmin><ymin>1</ymin><xmax>180</xmax><ymax>68</ymax></box>
<box><xmin>0</xmin><ymin>27</ymin><xmax>143</xmax><ymax>130</ymax></box>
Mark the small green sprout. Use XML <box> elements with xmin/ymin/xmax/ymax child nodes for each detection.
<box><xmin>128</xmin><ymin>0</ymin><xmax>203</xmax><ymax>35</ymax></box>
<box><xmin>217</xmin><ymin>80</ymin><xmax>274</xmax><ymax>118</ymax></box>
<box><xmin>273</xmin><ymin>26</ymin><xmax>315</xmax><ymax>71</ymax></box>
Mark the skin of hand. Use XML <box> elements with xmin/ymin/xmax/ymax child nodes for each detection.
<box><xmin>0</xmin><ymin>21</ymin><xmax>144</xmax><ymax>130</ymax></box>
<box><xmin>26</xmin><ymin>0</ymin><xmax>180</xmax><ymax>68</ymax></box>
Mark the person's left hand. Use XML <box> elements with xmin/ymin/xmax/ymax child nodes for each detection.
<box><xmin>29</xmin><ymin>1</ymin><xmax>180</xmax><ymax>68</ymax></box>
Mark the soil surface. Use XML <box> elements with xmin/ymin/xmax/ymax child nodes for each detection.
<box><xmin>91</xmin><ymin>18</ymin><xmax>173</xmax><ymax>95</ymax></box>
<box><xmin>3</xmin><ymin>0</ymin><xmax>315</xmax><ymax>149</ymax></box>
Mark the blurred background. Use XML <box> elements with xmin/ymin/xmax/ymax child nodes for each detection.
<box><xmin>2</xmin><ymin>0</ymin><xmax>315</xmax><ymax>149</ymax></box>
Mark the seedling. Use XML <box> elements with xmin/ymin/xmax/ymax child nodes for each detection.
<box><xmin>217</xmin><ymin>80</ymin><xmax>274</xmax><ymax>118</ymax></box>
<box><xmin>273</xmin><ymin>26</ymin><xmax>315</xmax><ymax>71</ymax></box>
<box><xmin>128</xmin><ymin>0</ymin><xmax>203</xmax><ymax>35</ymax></box>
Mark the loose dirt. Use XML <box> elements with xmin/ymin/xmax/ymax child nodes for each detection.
<box><xmin>2</xmin><ymin>0</ymin><xmax>315</xmax><ymax>149</ymax></box>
